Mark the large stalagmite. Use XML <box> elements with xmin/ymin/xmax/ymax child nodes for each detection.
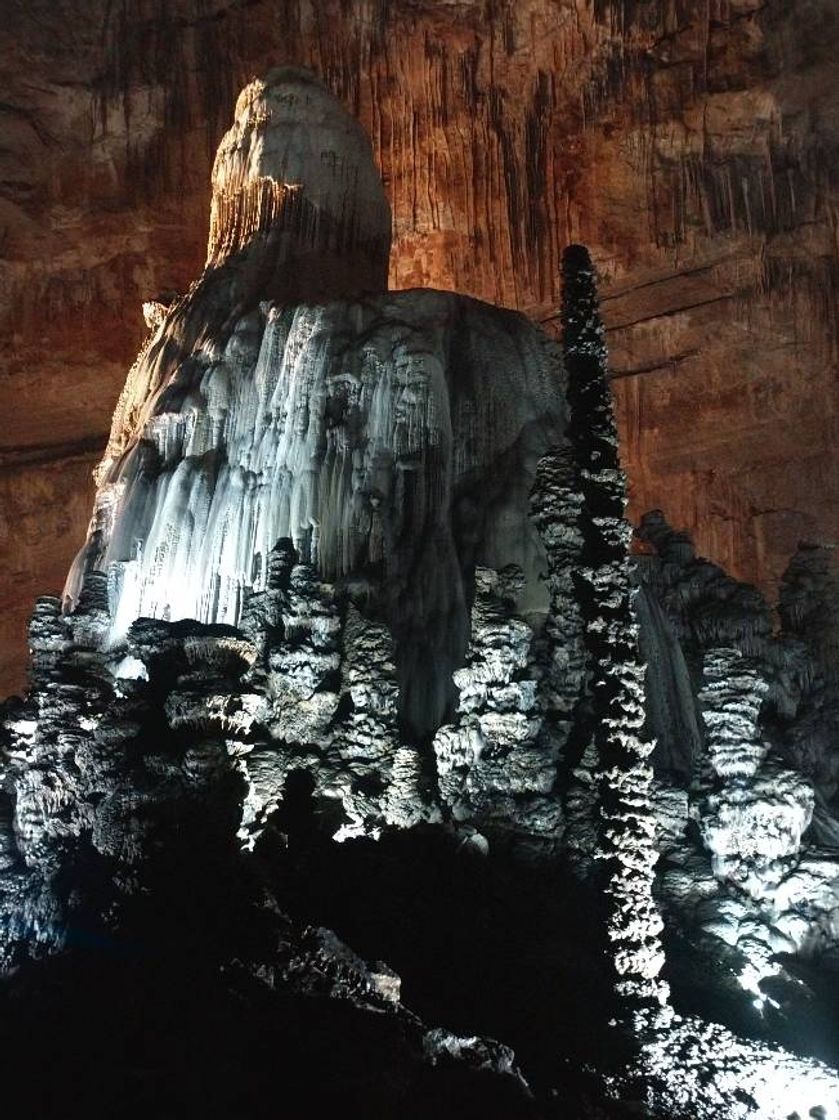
<box><xmin>64</xmin><ymin>68</ymin><xmax>563</xmax><ymax>733</ymax></box>
<box><xmin>5</xmin><ymin>0</ymin><xmax>839</xmax><ymax>704</ymax></box>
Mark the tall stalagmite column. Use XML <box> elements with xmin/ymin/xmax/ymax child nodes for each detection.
<box><xmin>560</xmin><ymin>244</ymin><xmax>668</xmax><ymax>1009</ymax></box>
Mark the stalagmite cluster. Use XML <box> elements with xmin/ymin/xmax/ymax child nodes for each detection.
<box><xmin>64</xmin><ymin>281</ymin><xmax>561</xmax><ymax>736</ymax></box>
<box><xmin>2</xmin><ymin>69</ymin><xmax>839</xmax><ymax>1120</ymax></box>
<box><xmin>637</xmin><ymin>515</ymin><xmax>839</xmax><ymax>993</ymax></box>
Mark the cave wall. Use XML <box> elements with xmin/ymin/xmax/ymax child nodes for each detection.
<box><xmin>2</xmin><ymin>0</ymin><xmax>838</xmax><ymax>694</ymax></box>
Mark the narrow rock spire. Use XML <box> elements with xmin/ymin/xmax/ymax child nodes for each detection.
<box><xmin>561</xmin><ymin>243</ymin><xmax>668</xmax><ymax>1009</ymax></box>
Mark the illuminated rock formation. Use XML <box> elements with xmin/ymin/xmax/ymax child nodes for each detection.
<box><xmin>0</xmin><ymin>589</ymin><xmax>537</xmax><ymax>1119</ymax></box>
<box><xmin>205</xmin><ymin>67</ymin><xmax>391</xmax><ymax>297</ymax></box>
<box><xmin>431</xmin><ymin>564</ymin><xmax>564</xmax><ymax>852</ymax></box>
<box><xmin>550</xmin><ymin>244</ymin><xmax>668</xmax><ymax>1007</ymax></box>
<box><xmin>3</xmin><ymin>68</ymin><xmax>839</xmax><ymax>1120</ymax></box>
<box><xmin>64</xmin><ymin>69</ymin><xmax>562</xmax><ymax>735</ymax></box>
<box><xmin>5</xmin><ymin>0</ymin><xmax>839</xmax><ymax>698</ymax></box>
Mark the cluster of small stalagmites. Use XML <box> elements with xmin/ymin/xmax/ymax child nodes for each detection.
<box><xmin>624</xmin><ymin>1005</ymin><xmax>839</xmax><ymax>1120</ymax></box>
<box><xmin>695</xmin><ymin>648</ymin><xmax>814</xmax><ymax>902</ymax></box>
<box><xmin>201</xmin><ymin>540</ymin><xmax>437</xmax><ymax>846</ymax></box>
<box><xmin>552</xmin><ymin>245</ymin><xmax>668</xmax><ymax>1008</ymax></box>
<box><xmin>0</xmin><ymin>558</ymin><xmax>539</xmax><ymax>1104</ymax></box>
<box><xmin>0</xmin><ymin>579</ymin><xmax>244</xmax><ymax>971</ymax></box>
<box><xmin>0</xmin><ymin>545</ymin><xmax>399</xmax><ymax>970</ymax></box>
<box><xmin>632</xmin><ymin>514</ymin><xmax>839</xmax><ymax>804</ymax></box>
<box><xmin>605</xmin><ymin>539</ymin><xmax>839</xmax><ymax>1117</ymax></box>
<box><xmin>431</xmin><ymin>565</ymin><xmax>563</xmax><ymax>852</ymax></box>
<box><xmin>636</xmin><ymin>520</ymin><xmax>839</xmax><ymax>1006</ymax></box>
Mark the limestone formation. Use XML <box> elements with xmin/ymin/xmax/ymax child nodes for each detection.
<box><xmin>205</xmin><ymin>67</ymin><xmax>391</xmax><ymax>296</ymax></box>
<box><xmin>63</xmin><ymin>68</ymin><xmax>563</xmax><ymax>735</ymax></box>
<box><xmin>5</xmin><ymin>0</ymin><xmax>839</xmax><ymax>697</ymax></box>
<box><xmin>3</xmin><ymin>66</ymin><xmax>839</xmax><ymax>1120</ymax></box>
<box><xmin>548</xmin><ymin>244</ymin><xmax>668</xmax><ymax>1008</ymax></box>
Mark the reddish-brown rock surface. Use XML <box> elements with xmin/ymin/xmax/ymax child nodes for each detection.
<box><xmin>2</xmin><ymin>0</ymin><xmax>838</xmax><ymax>694</ymax></box>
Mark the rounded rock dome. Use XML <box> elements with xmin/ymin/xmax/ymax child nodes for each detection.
<box><xmin>207</xmin><ymin>67</ymin><xmax>392</xmax><ymax>302</ymax></box>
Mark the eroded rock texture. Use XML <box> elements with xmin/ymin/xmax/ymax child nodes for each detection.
<box><xmin>6</xmin><ymin>534</ymin><xmax>839</xmax><ymax>1118</ymax></box>
<box><xmin>3</xmin><ymin>0</ymin><xmax>839</xmax><ymax>692</ymax></box>
<box><xmin>635</xmin><ymin>510</ymin><xmax>839</xmax><ymax>1070</ymax></box>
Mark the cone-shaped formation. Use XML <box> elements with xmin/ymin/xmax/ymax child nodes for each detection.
<box><xmin>207</xmin><ymin>67</ymin><xmax>391</xmax><ymax>301</ymax></box>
